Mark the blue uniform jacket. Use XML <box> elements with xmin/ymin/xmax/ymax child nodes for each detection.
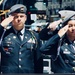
<box><xmin>40</xmin><ymin>34</ymin><xmax>75</xmax><ymax>73</ymax></box>
<box><xmin>0</xmin><ymin>25</ymin><xmax>43</xmax><ymax>73</ymax></box>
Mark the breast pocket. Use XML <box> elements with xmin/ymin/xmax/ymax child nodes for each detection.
<box><xmin>2</xmin><ymin>41</ymin><xmax>15</xmax><ymax>56</ymax></box>
<box><xmin>26</xmin><ymin>43</ymin><xmax>34</xmax><ymax>50</ymax></box>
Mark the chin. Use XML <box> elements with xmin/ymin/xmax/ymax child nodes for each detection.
<box><xmin>71</xmin><ymin>35</ymin><xmax>75</xmax><ymax>37</ymax></box>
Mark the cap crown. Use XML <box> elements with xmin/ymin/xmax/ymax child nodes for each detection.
<box><xmin>9</xmin><ymin>4</ymin><xmax>27</xmax><ymax>15</ymax></box>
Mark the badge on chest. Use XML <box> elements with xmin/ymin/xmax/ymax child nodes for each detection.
<box><xmin>63</xmin><ymin>49</ymin><xmax>71</xmax><ymax>54</ymax></box>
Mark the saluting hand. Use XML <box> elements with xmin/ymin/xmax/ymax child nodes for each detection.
<box><xmin>58</xmin><ymin>25</ymin><xmax>68</xmax><ymax>38</ymax></box>
<box><xmin>1</xmin><ymin>16</ymin><xmax>14</xmax><ymax>28</ymax></box>
<box><xmin>47</xmin><ymin>19</ymin><xmax>62</xmax><ymax>31</ymax></box>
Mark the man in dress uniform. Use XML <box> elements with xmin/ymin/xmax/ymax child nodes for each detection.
<box><xmin>40</xmin><ymin>11</ymin><xmax>75</xmax><ymax>73</ymax></box>
<box><xmin>0</xmin><ymin>4</ymin><xmax>43</xmax><ymax>73</ymax></box>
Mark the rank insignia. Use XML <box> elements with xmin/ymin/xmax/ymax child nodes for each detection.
<box><xmin>63</xmin><ymin>49</ymin><xmax>70</xmax><ymax>54</ymax></box>
<box><xmin>28</xmin><ymin>38</ymin><xmax>35</xmax><ymax>43</ymax></box>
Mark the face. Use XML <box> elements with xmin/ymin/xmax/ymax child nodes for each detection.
<box><xmin>12</xmin><ymin>13</ymin><xmax>27</xmax><ymax>30</ymax></box>
<box><xmin>66</xmin><ymin>20</ymin><xmax>75</xmax><ymax>39</ymax></box>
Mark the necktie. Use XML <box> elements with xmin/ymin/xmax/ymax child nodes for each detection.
<box><xmin>17</xmin><ymin>31</ymin><xmax>22</xmax><ymax>42</ymax></box>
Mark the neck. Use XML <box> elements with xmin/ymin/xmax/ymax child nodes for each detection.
<box><xmin>13</xmin><ymin>26</ymin><xmax>24</xmax><ymax>31</ymax></box>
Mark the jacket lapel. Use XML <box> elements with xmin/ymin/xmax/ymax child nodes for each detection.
<box><xmin>7</xmin><ymin>28</ymin><xmax>32</xmax><ymax>45</ymax></box>
<box><xmin>22</xmin><ymin>29</ymin><xmax>32</xmax><ymax>45</ymax></box>
<box><xmin>7</xmin><ymin>27</ymin><xmax>21</xmax><ymax>44</ymax></box>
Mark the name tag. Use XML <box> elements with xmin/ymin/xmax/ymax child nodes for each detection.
<box><xmin>63</xmin><ymin>51</ymin><xmax>70</xmax><ymax>54</ymax></box>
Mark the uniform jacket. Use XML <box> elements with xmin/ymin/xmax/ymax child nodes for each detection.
<box><xmin>0</xmin><ymin>25</ymin><xmax>43</xmax><ymax>73</ymax></box>
<box><xmin>40</xmin><ymin>34</ymin><xmax>75</xmax><ymax>73</ymax></box>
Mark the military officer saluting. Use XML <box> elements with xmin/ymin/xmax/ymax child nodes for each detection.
<box><xmin>0</xmin><ymin>4</ymin><xmax>43</xmax><ymax>73</ymax></box>
<box><xmin>40</xmin><ymin>10</ymin><xmax>75</xmax><ymax>73</ymax></box>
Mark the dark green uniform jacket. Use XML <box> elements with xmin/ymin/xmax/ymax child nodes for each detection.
<box><xmin>40</xmin><ymin>34</ymin><xmax>75</xmax><ymax>73</ymax></box>
<box><xmin>0</xmin><ymin>25</ymin><xmax>43</xmax><ymax>74</ymax></box>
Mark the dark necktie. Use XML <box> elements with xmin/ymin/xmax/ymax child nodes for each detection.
<box><xmin>17</xmin><ymin>31</ymin><xmax>22</xmax><ymax>42</ymax></box>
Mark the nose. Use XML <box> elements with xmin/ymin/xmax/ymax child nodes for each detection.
<box><xmin>17</xmin><ymin>17</ymin><xmax>21</xmax><ymax>22</ymax></box>
<box><xmin>72</xmin><ymin>25</ymin><xmax>75</xmax><ymax>29</ymax></box>
<box><xmin>71</xmin><ymin>26</ymin><xmax>75</xmax><ymax>32</ymax></box>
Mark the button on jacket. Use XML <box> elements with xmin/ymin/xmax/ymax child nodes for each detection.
<box><xmin>0</xmin><ymin>25</ymin><xmax>43</xmax><ymax>73</ymax></box>
<box><xmin>40</xmin><ymin>34</ymin><xmax>75</xmax><ymax>73</ymax></box>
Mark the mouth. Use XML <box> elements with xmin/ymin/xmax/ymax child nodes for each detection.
<box><xmin>71</xmin><ymin>31</ymin><xmax>75</xmax><ymax>35</ymax></box>
<box><xmin>17</xmin><ymin>22</ymin><xmax>22</xmax><ymax>25</ymax></box>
